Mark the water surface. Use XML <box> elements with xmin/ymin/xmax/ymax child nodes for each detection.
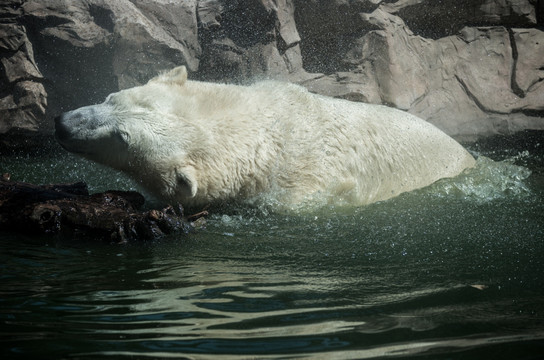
<box><xmin>1</xmin><ymin>135</ymin><xmax>543</xmax><ymax>359</ymax></box>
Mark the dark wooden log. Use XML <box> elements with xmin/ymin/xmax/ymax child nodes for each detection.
<box><xmin>0</xmin><ymin>174</ymin><xmax>198</xmax><ymax>242</ymax></box>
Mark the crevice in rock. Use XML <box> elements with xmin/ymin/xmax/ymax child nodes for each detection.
<box><xmin>20</xmin><ymin>14</ymin><xmax>71</xmax><ymax>33</ymax></box>
<box><xmin>411</xmin><ymin>90</ymin><xmax>429</xmax><ymax>109</ymax></box>
<box><xmin>455</xmin><ymin>74</ymin><xmax>489</xmax><ymax>113</ymax></box>
<box><xmin>0</xmin><ymin>39</ymin><xmax>26</xmax><ymax>55</ymax></box>
<box><xmin>507</xmin><ymin>27</ymin><xmax>526</xmax><ymax>99</ymax></box>
<box><xmin>0</xmin><ymin>76</ymin><xmax>45</xmax><ymax>100</ymax></box>
<box><xmin>88</xmin><ymin>4</ymin><xmax>115</xmax><ymax>34</ymax></box>
<box><xmin>0</xmin><ymin>1</ymin><xmax>23</xmax><ymax>22</ymax></box>
<box><xmin>275</xmin><ymin>30</ymin><xmax>291</xmax><ymax>55</ymax></box>
<box><xmin>513</xmin><ymin>108</ymin><xmax>544</xmax><ymax>117</ymax></box>
<box><xmin>537</xmin><ymin>0</ymin><xmax>543</xmax><ymax>25</ymax></box>
<box><xmin>527</xmin><ymin>77</ymin><xmax>544</xmax><ymax>93</ymax></box>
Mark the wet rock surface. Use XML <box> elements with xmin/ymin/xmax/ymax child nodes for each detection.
<box><xmin>0</xmin><ymin>0</ymin><xmax>543</xmax><ymax>146</ymax></box>
<box><xmin>0</xmin><ymin>174</ymin><xmax>195</xmax><ymax>242</ymax></box>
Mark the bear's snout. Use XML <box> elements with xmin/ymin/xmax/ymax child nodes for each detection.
<box><xmin>55</xmin><ymin>105</ymin><xmax>106</xmax><ymax>142</ymax></box>
<box><xmin>54</xmin><ymin>104</ymin><xmax>125</xmax><ymax>157</ymax></box>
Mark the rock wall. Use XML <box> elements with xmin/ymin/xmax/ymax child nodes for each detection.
<box><xmin>1</xmin><ymin>0</ymin><xmax>543</xmax><ymax>149</ymax></box>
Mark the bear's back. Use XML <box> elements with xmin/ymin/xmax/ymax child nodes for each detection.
<box><xmin>182</xmin><ymin>79</ymin><xmax>475</xmax><ymax>207</ymax></box>
<box><xmin>246</xmin><ymin>82</ymin><xmax>475</xmax><ymax>205</ymax></box>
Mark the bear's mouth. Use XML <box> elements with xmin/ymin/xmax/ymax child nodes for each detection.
<box><xmin>54</xmin><ymin>115</ymin><xmax>92</xmax><ymax>155</ymax></box>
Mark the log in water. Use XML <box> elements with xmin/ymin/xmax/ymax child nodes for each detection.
<box><xmin>0</xmin><ymin>176</ymin><xmax>192</xmax><ymax>242</ymax></box>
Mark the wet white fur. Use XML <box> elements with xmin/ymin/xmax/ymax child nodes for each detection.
<box><xmin>58</xmin><ymin>66</ymin><xmax>475</xmax><ymax>208</ymax></box>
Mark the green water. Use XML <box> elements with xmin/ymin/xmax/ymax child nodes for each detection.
<box><xmin>1</xmin><ymin>135</ymin><xmax>543</xmax><ymax>359</ymax></box>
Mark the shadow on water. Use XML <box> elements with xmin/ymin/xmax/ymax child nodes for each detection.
<box><xmin>1</xmin><ymin>131</ymin><xmax>544</xmax><ymax>359</ymax></box>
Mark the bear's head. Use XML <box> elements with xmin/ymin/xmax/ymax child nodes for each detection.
<box><xmin>55</xmin><ymin>66</ymin><xmax>202</xmax><ymax>203</ymax></box>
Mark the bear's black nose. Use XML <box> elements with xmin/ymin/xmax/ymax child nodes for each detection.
<box><xmin>54</xmin><ymin>114</ymin><xmax>71</xmax><ymax>141</ymax></box>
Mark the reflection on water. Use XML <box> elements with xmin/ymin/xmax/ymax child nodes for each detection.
<box><xmin>1</xmin><ymin>136</ymin><xmax>544</xmax><ymax>359</ymax></box>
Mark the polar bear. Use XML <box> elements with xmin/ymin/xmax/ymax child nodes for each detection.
<box><xmin>55</xmin><ymin>66</ymin><xmax>475</xmax><ymax>209</ymax></box>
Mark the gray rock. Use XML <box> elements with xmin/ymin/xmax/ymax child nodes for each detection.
<box><xmin>383</xmin><ymin>0</ymin><xmax>537</xmax><ymax>38</ymax></box>
<box><xmin>197</xmin><ymin>0</ymin><xmax>303</xmax><ymax>82</ymax></box>
<box><xmin>0</xmin><ymin>20</ymin><xmax>46</xmax><ymax>137</ymax></box>
<box><xmin>299</xmin><ymin>5</ymin><xmax>544</xmax><ymax>139</ymax></box>
<box><xmin>13</xmin><ymin>0</ymin><xmax>200</xmax><ymax>133</ymax></box>
<box><xmin>0</xmin><ymin>0</ymin><xmax>543</xmax><ymax>148</ymax></box>
<box><xmin>513</xmin><ymin>28</ymin><xmax>544</xmax><ymax>106</ymax></box>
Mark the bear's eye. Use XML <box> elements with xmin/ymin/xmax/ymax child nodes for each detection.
<box><xmin>105</xmin><ymin>93</ymin><xmax>115</xmax><ymax>103</ymax></box>
<box><xmin>117</xmin><ymin>130</ymin><xmax>130</xmax><ymax>145</ymax></box>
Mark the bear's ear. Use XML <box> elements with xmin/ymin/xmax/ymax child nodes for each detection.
<box><xmin>151</xmin><ymin>66</ymin><xmax>188</xmax><ymax>86</ymax></box>
<box><xmin>164</xmin><ymin>66</ymin><xmax>188</xmax><ymax>86</ymax></box>
<box><xmin>176</xmin><ymin>165</ymin><xmax>197</xmax><ymax>199</ymax></box>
